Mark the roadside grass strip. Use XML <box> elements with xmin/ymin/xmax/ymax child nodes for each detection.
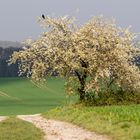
<box><xmin>0</xmin><ymin>117</ymin><xmax>44</xmax><ymax>140</ymax></box>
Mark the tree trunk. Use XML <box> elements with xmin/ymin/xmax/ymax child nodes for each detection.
<box><xmin>79</xmin><ymin>85</ymin><xmax>86</xmax><ymax>101</ymax></box>
<box><xmin>75</xmin><ymin>59</ymin><xmax>88</xmax><ymax>102</ymax></box>
<box><xmin>75</xmin><ymin>70</ymin><xmax>87</xmax><ymax>102</ymax></box>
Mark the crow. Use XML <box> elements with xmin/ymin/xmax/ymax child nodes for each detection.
<box><xmin>42</xmin><ymin>14</ymin><xmax>45</xmax><ymax>19</ymax></box>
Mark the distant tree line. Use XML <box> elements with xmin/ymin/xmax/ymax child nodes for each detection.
<box><xmin>0</xmin><ymin>46</ymin><xmax>22</xmax><ymax>77</ymax></box>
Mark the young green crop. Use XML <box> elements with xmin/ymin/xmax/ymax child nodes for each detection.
<box><xmin>0</xmin><ymin>78</ymin><xmax>77</xmax><ymax>115</ymax></box>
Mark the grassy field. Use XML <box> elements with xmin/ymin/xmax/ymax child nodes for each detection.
<box><xmin>0</xmin><ymin>117</ymin><xmax>44</xmax><ymax>140</ymax></box>
<box><xmin>0</xmin><ymin>77</ymin><xmax>76</xmax><ymax>115</ymax></box>
<box><xmin>43</xmin><ymin>105</ymin><xmax>140</xmax><ymax>140</ymax></box>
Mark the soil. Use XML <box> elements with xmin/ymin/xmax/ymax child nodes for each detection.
<box><xmin>18</xmin><ymin>114</ymin><xmax>109</xmax><ymax>140</ymax></box>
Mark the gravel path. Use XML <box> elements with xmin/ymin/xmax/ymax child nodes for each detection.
<box><xmin>18</xmin><ymin>114</ymin><xmax>109</xmax><ymax>140</ymax></box>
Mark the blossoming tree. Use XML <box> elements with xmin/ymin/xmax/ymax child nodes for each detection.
<box><xmin>9</xmin><ymin>15</ymin><xmax>140</xmax><ymax>101</ymax></box>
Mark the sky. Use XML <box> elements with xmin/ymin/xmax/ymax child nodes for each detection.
<box><xmin>0</xmin><ymin>0</ymin><xmax>140</xmax><ymax>41</ymax></box>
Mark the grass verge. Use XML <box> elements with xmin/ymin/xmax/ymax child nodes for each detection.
<box><xmin>43</xmin><ymin>104</ymin><xmax>140</xmax><ymax>140</ymax></box>
<box><xmin>0</xmin><ymin>117</ymin><xmax>44</xmax><ymax>140</ymax></box>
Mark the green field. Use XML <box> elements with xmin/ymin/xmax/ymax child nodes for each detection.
<box><xmin>0</xmin><ymin>77</ymin><xmax>76</xmax><ymax>115</ymax></box>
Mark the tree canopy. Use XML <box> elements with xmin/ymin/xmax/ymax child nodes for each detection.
<box><xmin>9</xmin><ymin>15</ymin><xmax>140</xmax><ymax>101</ymax></box>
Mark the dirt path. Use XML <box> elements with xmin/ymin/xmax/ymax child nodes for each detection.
<box><xmin>18</xmin><ymin>114</ymin><xmax>109</xmax><ymax>140</ymax></box>
<box><xmin>0</xmin><ymin>116</ymin><xmax>6</xmax><ymax>122</ymax></box>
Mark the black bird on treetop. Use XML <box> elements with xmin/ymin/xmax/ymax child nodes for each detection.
<box><xmin>42</xmin><ymin>14</ymin><xmax>45</xmax><ymax>19</ymax></box>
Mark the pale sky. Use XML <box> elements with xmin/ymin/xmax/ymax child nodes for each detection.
<box><xmin>0</xmin><ymin>0</ymin><xmax>140</xmax><ymax>41</ymax></box>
